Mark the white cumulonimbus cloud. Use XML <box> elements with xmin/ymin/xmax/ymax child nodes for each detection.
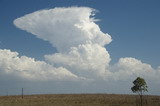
<box><xmin>14</xmin><ymin>7</ymin><xmax>111</xmax><ymax>52</ymax></box>
<box><xmin>13</xmin><ymin>7</ymin><xmax>112</xmax><ymax>80</ymax></box>
<box><xmin>0</xmin><ymin>7</ymin><xmax>159</xmax><ymax>82</ymax></box>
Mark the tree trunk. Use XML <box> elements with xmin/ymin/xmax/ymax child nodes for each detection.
<box><xmin>140</xmin><ymin>91</ymin><xmax>143</xmax><ymax>106</ymax></box>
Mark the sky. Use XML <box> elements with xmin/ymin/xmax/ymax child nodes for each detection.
<box><xmin>0</xmin><ymin>0</ymin><xmax>160</xmax><ymax>95</ymax></box>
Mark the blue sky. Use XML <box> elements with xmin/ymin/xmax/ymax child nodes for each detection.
<box><xmin>1</xmin><ymin>0</ymin><xmax>160</xmax><ymax>67</ymax></box>
<box><xmin>0</xmin><ymin>0</ymin><xmax>160</xmax><ymax>95</ymax></box>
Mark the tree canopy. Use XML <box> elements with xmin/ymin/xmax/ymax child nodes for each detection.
<box><xmin>131</xmin><ymin>77</ymin><xmax>148</xmax><ymax>106</ymax></box>
<box><xmin>131</xmin><ymin>77</ymin><xmax>148</xmax><ymax>95</ymax></box>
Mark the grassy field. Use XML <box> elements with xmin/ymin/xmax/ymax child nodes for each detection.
<box><xmin>0</xmin><ymin>94</ymin><xmax>160</xmax><ymax>106</ymax></box>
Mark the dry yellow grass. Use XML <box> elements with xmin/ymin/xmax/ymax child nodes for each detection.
<box><xmin>0</xmin><ymin>94</ymin><xmax>160</xmax><ymax>106</ymax></box>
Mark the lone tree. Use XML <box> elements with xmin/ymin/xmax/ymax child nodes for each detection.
<box><xmin>131</xmin><ymin>77</ymin><xmax>148</xmax><ymax>106</ymax></box>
